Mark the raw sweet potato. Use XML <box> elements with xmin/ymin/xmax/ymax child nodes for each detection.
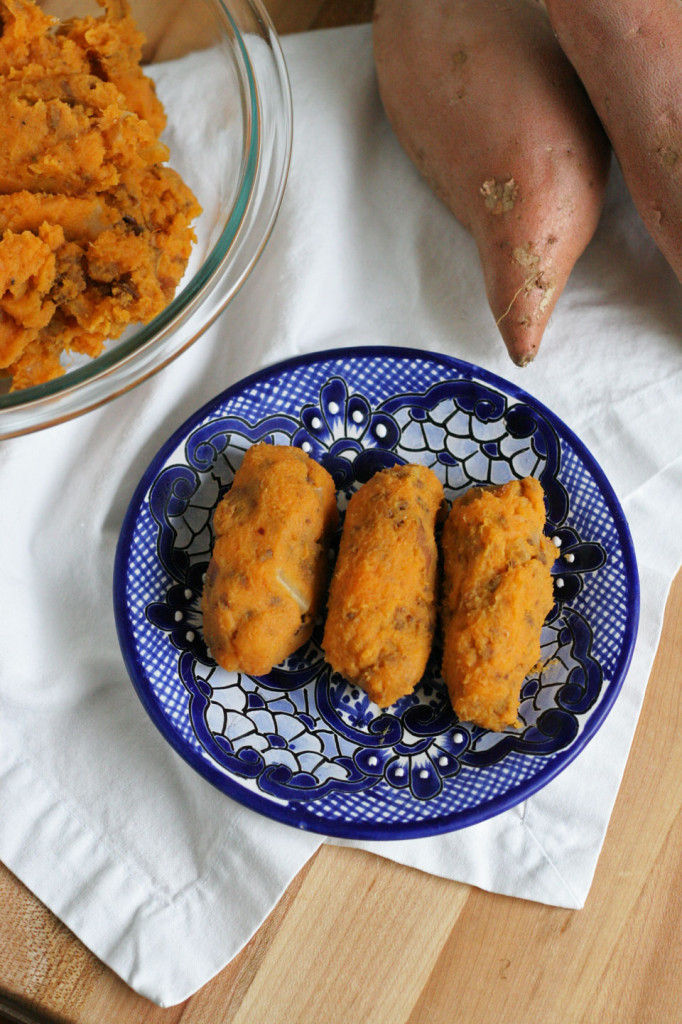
<box><xmin>372</xmin><ymin>0</ymin><xmax>611</xmax><ymax>365</ymax></box>
<box><xmin>545</xmin><ymin>0</ymin><xmax>682</xmax><ymax>285</ymax></box>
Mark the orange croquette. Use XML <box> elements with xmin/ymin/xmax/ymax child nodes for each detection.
<box><xmin>322</xmin><ymin>463</ymin><xmax>444</xmax><ymax>707</ymax></box>
<box><xmin>201</xmin><ymin>444</ymin><xmax>338</xmax><ymax>676</ymax></box>
<box><xmin>440</xmin><ymin>476</ymin><xmax>557</xmax><ymax>731</ymax></box>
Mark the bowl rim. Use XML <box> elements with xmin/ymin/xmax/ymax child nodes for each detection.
<box><xmin>0</xmin><ymin>0</ymin><xmax>293</xmax><ymax>437</ymax></box>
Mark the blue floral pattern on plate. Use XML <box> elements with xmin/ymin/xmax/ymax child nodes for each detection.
<box><xmin>114</xmin><ymin>347</ymin><xmax>639</xmax><ymax>839</ymax></box>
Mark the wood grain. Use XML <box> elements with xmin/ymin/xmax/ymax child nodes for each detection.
<box><xmin>2</xmin><ymin>2</ymin><xmax>681</xmax><ymax>1022</ymax></box>
<box><xmin>229</xmin><ymin>848</ymin><xmax>469</xmax><ymax>1024</ymax></box>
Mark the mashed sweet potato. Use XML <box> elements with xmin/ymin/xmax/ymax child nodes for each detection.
<box><xmin>440</xmin><ymin>476</ymin><xmax>557</xmax><ymax>731</ymax></box>
<box><xmin>0</xmin><ymin>0</ymin><xmax>201</xmax><ymax>390</ymax></box>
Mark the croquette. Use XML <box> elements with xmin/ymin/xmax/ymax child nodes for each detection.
<box><xmin>201</xmin><ymin>444</ymin><xmax>339</xmax><ymax>676</ymax></box>
<box><xmin>322</xmin><ymin>463</ymin><xmax>444</xmax><ymax>707</ymax></box>
<box><xmin>440</xmin><ymin>476</ymin><xmax>557</xmax><ymax>731</ymax></box>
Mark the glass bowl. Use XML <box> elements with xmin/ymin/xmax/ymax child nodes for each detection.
<box><xmin>0</xmin><ymin>0</ymin><xmax>292</xmax><ymax>439</ymax></box>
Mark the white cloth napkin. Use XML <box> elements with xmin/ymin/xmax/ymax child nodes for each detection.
<box><xmin>1</xmin><ymin>24</ymin><xmax>681</xmax><ymax>1008</ymax></box>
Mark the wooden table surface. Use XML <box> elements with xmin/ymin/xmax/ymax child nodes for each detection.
<box><xmin>2</xmin><ymin>3</ymin><xmax>682</xmax><ymax>1022</ymax></box>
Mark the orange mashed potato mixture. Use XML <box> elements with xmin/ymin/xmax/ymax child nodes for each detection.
<box><xmin>323</xmin><ymin>464</ymin><xmax>444</xmax><ymax>708</ymax></box>
<box><xmin>0</xmin><ymin>0</ymin><xmax>201</xmax><ymax>390</ymax></box>
<box><xmin>440</xmin><ymin>477</ymin><xmax>557</xmax><ymax>731</ymax></box>
<box><xmin>202</xmin><ymin>445</ymin><xmax>339</xmax><ymax>677</ymax></box>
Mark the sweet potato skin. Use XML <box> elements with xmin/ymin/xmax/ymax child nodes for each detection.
<box><xmin>372</xmin><ymin>0</ymin><xmax>611</xmax><ymax>364</ymax></box>
<box><xmin>545</xmin><ymin>0</ymin><xmax>682</xmax><ymax>285</ymax></box>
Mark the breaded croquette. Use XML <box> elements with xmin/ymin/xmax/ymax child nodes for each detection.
<box><xmin>202</xmin><ymin>444</ymin><xmax>339</xmax><ymax>676</ymax></box>
<box><xmin>322</xmin><ymin>463</ymin><xmax>444</xmax><ymax>707</ymax></box>
<box><xmin>440</xmin><ymin>476</ymin><xmax>557</xmax><ymax>731</ymax></box>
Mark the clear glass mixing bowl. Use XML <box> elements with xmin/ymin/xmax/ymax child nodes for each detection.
<box><xmin>0</xmin><ymin>0</ymin><xmax>292</xmax><ymax>438</ymax></box>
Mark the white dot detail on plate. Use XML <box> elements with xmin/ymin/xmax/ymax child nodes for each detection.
<box><xmin>328</xmin><ymin>401</ymin><xmax>340</xmax><ymax>415</ymax></box>
<box><xmin>555</xmin><ymin>578</ymin><xmax>565</xmax><ymax>589</ymax></box>
<box><xmin>368</xmin><ymin>756</ymin><xmax>378</xmax><ymax>767</ymax></box>
<box><xmin>301</xmin><ymin>441</ymin><xmax>312</xmax><ymax>453</ymax></box>
<box><xmin>174</xmin><ymin>611</ymin><xmax>183</xmax><ymax>622</ymax></box>
<box><xmin>184</xmin><ymin>588</ymin><xmax>193</xmax><ymax>600</ymax></box>
<box><xmin>419</xmin><ymin>769</ymin><xmax>429</xmax><ymax>779</ymax></box>
<box><xmin>438</xmin><ymin>755</ymin><xmax>449</xmax><ymax>767</ymax></box>
<box><xmin>186</xmin><ymin>631</ymin><xmax>195</xmax><ymax>642</ymax></box>
<box><xmin>375</xmin><ymin>423</ymin><xmax>388</xmax><ymax>439</ymax></box>
<box><xmin>394</xmin><ymin>767</ymin><xmax>405</xmax><ymax>778</ymax></box>
<box><xmin>311</xmin><ymin>416</ymin><xmax>322</xmax><ymax>429</ymax></box>
<box><xmin>552</xmin><ymin>535</ymin><xmax>562</xmax><ymax>547</ymax></box>
<box><xmin>351</xmin><ymin>409</ymin><xmax>364</xmax><ymax>423</ymax></box>
<box><xmin>564</xmin><ymin>552</ymin><xmax>575</xmax><ymax>563</ymax></box>
<box><xmin>453</xmin><ymin>732</ymin><xmax>465</xmax><ymax>744</ymax></box>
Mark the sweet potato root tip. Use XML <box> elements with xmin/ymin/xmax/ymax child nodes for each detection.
<box><xmin>485</xmin><ymin>239</ymin><xmax>559</xmax><ymax>364</ymax></box>
<box><xmin>496</xmin><ymin>313</ymin><xmax>542</xmax><ymax>366</ymax></box>
<box><xmin>509</xmin><ymin>342</ymin><xmax>539</xmax><ymax>368</ymax></box>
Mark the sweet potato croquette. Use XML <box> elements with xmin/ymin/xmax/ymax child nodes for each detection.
<box><xmin>0</xmin><ymin>0</ymin><xmax>201</xmax><ymax>390</ymax></box>
<box><xmin>323</xmin><ymin>464</ymin><xmax>444</xmax><ymax>708</ymax></box>
<box><xmin>201</xmin><ymin>445</ymin><xmax>339</xmax><ymax>677</ymax></box>
<box><xmin>440</xmin><ymin>477</ymin><xmax>557</xmax><ymax>731</ymax></box>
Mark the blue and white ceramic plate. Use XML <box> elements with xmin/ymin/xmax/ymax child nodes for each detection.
<box><xmin>114</xmin><ymin>347</ymin><xmax>639</xmax><ymax>840</ymax></box>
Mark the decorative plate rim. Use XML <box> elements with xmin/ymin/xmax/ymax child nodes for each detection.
<box><xmin>113</xmin><ymin>345</ymin><xmax>640</xmax><ymax>840</ymax></box>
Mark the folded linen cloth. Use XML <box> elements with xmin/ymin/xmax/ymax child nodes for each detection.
<box><xmin>1</xmin><ymin>24</ymin><xmax>681</xmax><ymax>1007</ymax></box>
